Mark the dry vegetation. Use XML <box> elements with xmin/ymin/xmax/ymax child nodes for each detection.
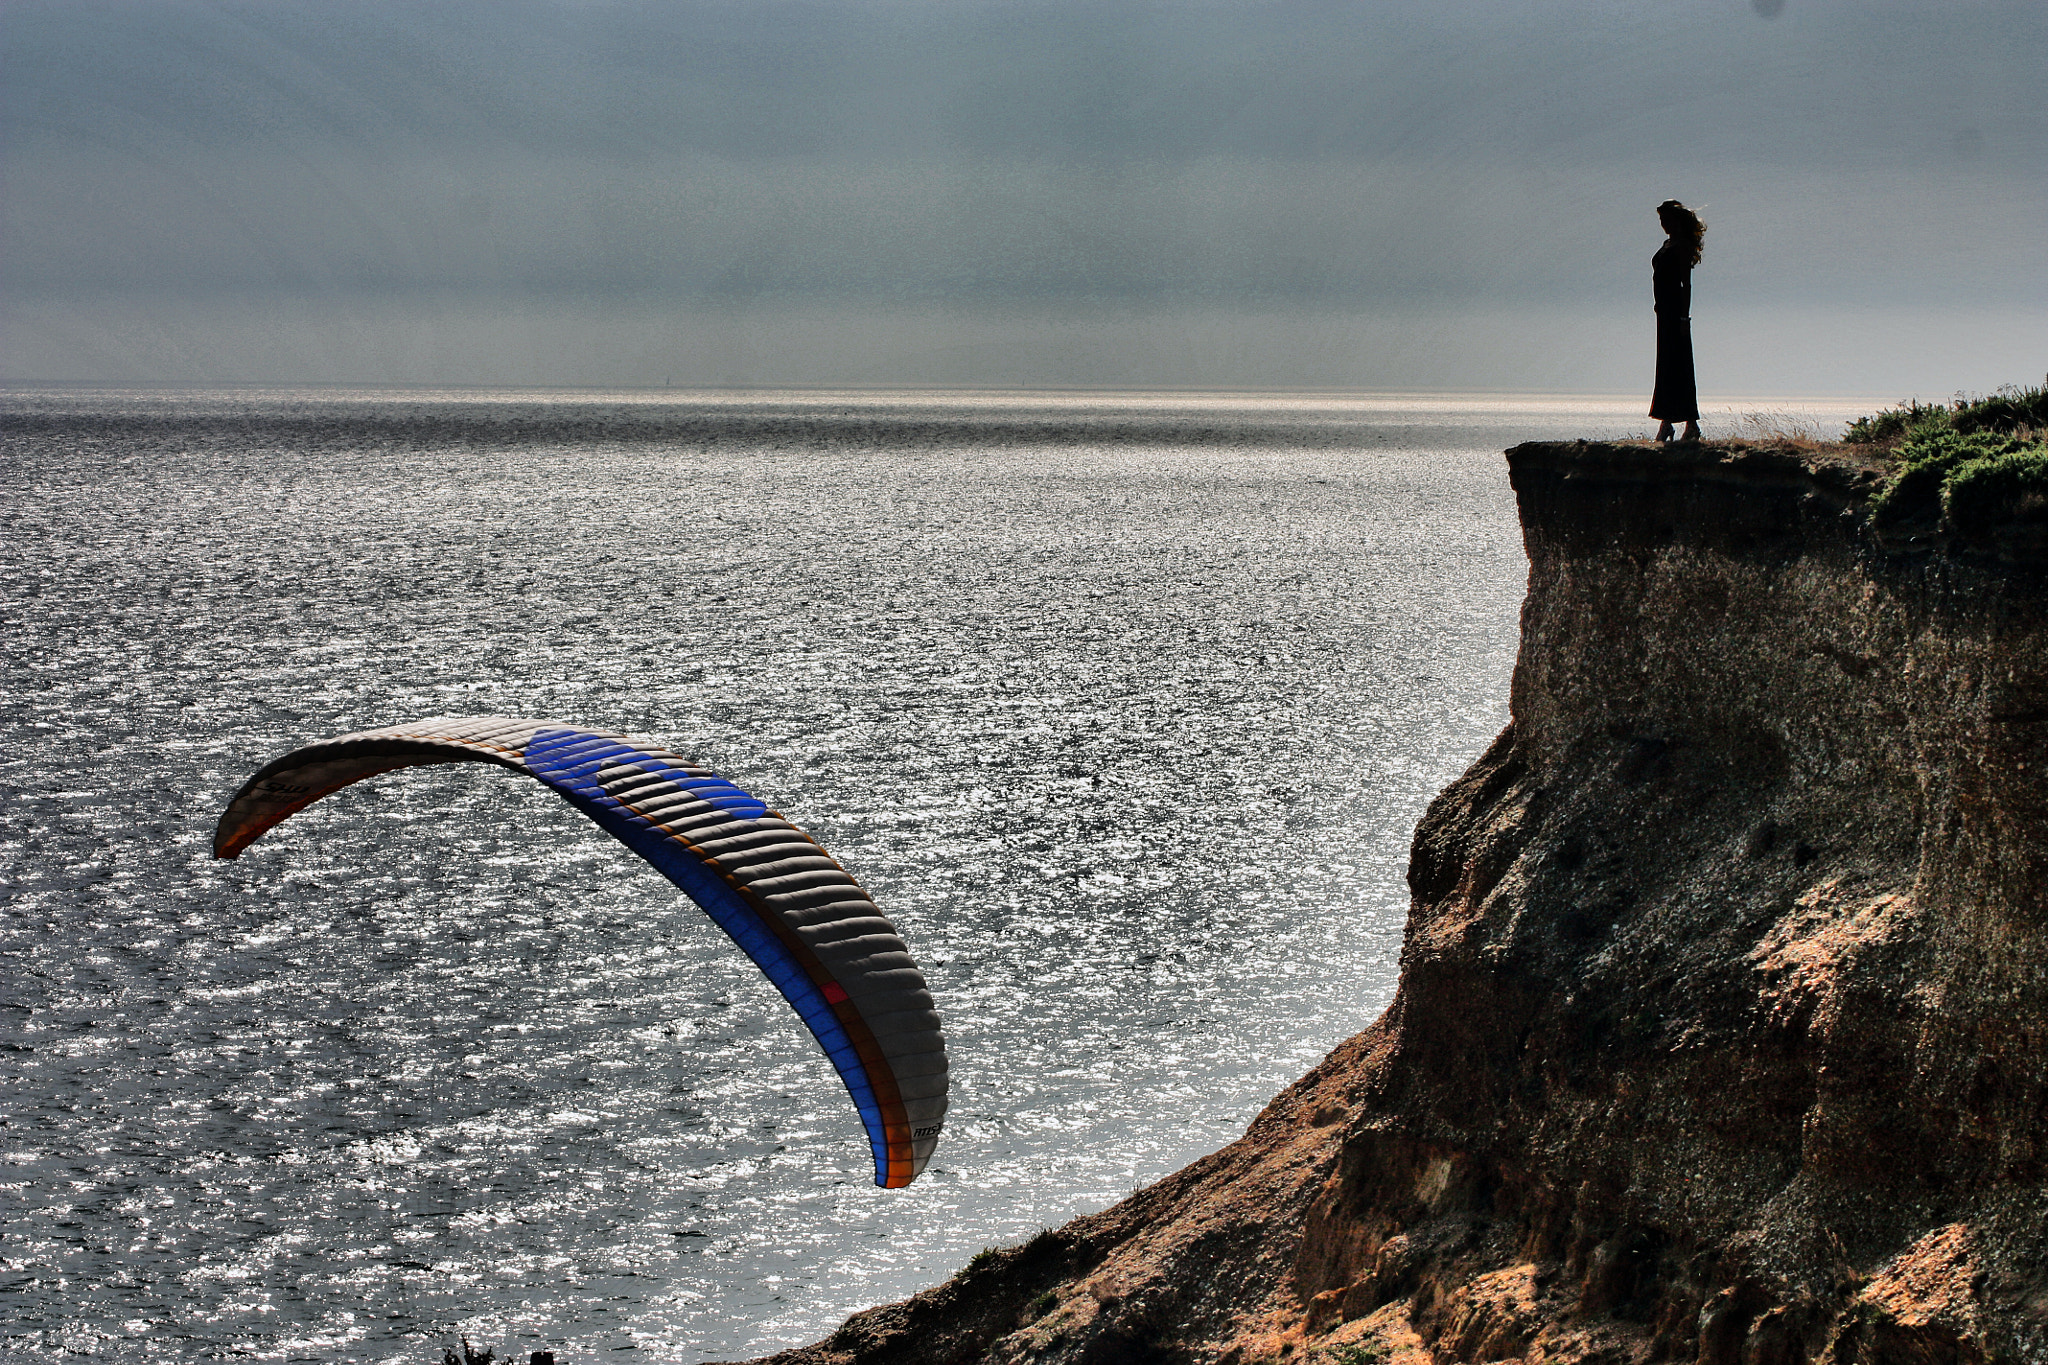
<box><xmin>1721</xmin><ymin>408</ymin><xmax>1839</xmax><ymax>448</ymax></box>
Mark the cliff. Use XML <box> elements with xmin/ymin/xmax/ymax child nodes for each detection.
<box><xmin>745</xmin><ymin>441</ymin><xmax>2048</xmax><ymax>1365</ymax></box>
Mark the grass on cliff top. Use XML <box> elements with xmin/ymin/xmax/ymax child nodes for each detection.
<box><xmin>1856</xmin><ymin>384</ymin><xmax>2048</xmax><ymax>535</ymax></box>
<box><xmin>1727</xmin><ymin>409</ymin><xmax>1840</xmax><ymax>447</ymax></box>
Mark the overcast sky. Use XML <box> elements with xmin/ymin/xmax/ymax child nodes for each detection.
<box><xmin>5</xmin><ymin>0</ymin><xmax>2043</xmax><ymax>392</ymax></box>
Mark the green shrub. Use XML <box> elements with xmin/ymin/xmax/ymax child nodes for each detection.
<box><xmin>1949</xmin><ymin>384</ymin><xmax>2048</xmax><ymax>438</ymax></box>
<box><xmin>1846</xmin><ymin>384</ymin><xmax>2048</xmax><ymax>445</ymax></box>
<box><xmin>1871</xmin><ymin>429</ymin><xmax>2016</xmax><ymax>525</ymax></box>
<box><xmin>1844</xmin><ymin>399</ymin><xmax>1950</xmax><ymax>444</ymax></box>
<box><xmin>1871</xmin><ymin>426</ymin><xmax>2048</xmax><ymax>536</ymax></box>
<box><xmin>1943</xmin><ymin>447</ymin><xmax>2048</xmax><ymax>536</ymax></box>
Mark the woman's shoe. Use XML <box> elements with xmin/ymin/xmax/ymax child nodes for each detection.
<box><xmin>1656</xmin><ymin>421</ymin><xmax>1675</xmax><ymax>443</ymax></box>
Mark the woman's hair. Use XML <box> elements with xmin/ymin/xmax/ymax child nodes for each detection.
<box><xmin>1658</xmin><ymin>199</ymin><xmax>1706</xmax><ymax>266</ymax></box>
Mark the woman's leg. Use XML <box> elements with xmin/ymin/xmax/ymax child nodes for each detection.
<box><xmin>1652</xmin><ymin>312</ymin><xmax>1698</xmax><ymax>442</ymax></box>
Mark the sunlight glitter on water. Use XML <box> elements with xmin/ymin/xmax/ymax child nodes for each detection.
<box><xmin>0</xmin><ymin>390</ymin><xmax>1876</xmax><ymax>1362</ymax></box>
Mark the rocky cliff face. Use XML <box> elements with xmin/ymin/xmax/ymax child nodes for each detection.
<box><xmin>749</xmin><ymin>442</ymin><xmax>2048</xmax><ymax>1365</ymax></box>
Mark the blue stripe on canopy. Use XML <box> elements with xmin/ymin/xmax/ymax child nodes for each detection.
<box><xmin>521</xmin><ymin>728</ymin><xmax>889</xmax><ymax>1175</ymax></box>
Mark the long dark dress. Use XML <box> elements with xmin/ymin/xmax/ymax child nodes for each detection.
<box><xmin>1649</xmin><ymin>239</ymin><xmax>1698</xmax><ymax>422</ymax></box>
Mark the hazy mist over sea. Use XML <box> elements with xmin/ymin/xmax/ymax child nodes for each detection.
<box><xmin>5</xmin><ymin>1</ymin><xmax>2044</xmax><ymax>392</ymax></box>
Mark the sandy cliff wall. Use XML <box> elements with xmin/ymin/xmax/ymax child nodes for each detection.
<box><xmin>750</xmin><ymin>441</ymin><xmax>2048</xmax><ymax>1365</ymax></box>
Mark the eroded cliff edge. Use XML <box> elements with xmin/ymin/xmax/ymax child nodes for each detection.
<box><xmin>751</xmin><ymin>441</ymin><xmax>2048</xmax><ymax>1365</ymax></box>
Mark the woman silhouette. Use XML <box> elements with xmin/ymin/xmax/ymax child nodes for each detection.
<box><xmin>1651</xmin><ymin>200</ymin><xmax>1705</xmax><ymax>443</ymax></box>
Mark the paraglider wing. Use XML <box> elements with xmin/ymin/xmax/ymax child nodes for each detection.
<box><xmin>213</xmin><ymin>716</ymin><xmax>947</xmax><ymax>1187</ymax></box>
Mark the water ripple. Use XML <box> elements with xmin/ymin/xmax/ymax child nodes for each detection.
<box><xmin>0</xmin><ymin>389</ymin><xmax>1636</xmax><ymax>1362</ymax></box>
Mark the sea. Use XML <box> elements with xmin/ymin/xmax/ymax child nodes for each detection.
<box><xmin>0</xmin><ymin>389</ymin><xmax>1869</xmax><ymax>1363</ymax></box>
